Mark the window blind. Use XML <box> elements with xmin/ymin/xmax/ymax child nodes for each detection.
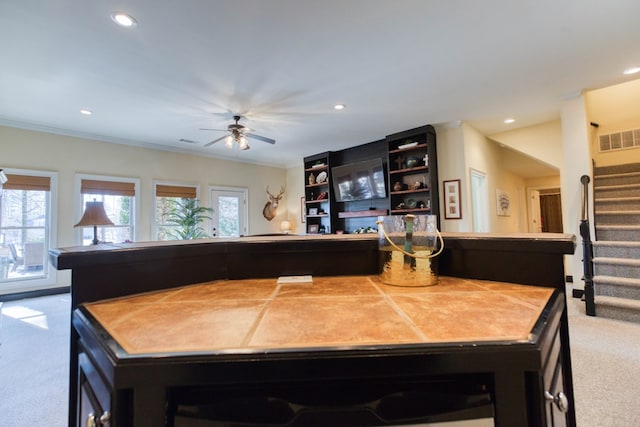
<box><xmin>81</xmin><ymin>179</ymin><xmax>135</xmax><ymax>196</ymax></box>
<box><xmin>4</xmin><ymin>174</ymin><xmax>51</xmax><ymax>191</ymax></box>
<box><xmin>156</xmin><ymin>184</ymin><xmax>197</xmax><ymax>198</ymax></box>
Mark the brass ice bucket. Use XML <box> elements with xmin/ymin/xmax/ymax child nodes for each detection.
<box><xmin>377</xmin><ymin>214</ymin><xmax>443</xmax><ymax>287</ymax></box>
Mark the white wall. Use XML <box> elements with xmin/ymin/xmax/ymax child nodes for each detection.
<box><xmin>0</xmin><ymin>125</ymin><xmax>289</xmax><ymax>249</ymax></box>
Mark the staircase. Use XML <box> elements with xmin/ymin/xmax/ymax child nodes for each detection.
<box><xmin>592</xmin><ymin>163</ymin><xmax>640</xmax><ymax>323</ymax></box>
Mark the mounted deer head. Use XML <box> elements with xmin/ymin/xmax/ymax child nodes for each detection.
<box><xmin>263</xmin><ymin>185</ymin><xmax>285</xmax><ymax>221</ymax></box>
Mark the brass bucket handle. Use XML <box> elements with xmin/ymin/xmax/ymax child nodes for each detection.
<box><xmin>376</xmin><ymin>218</ymin><xmax>444</xmax><ymax>259</ymax></box>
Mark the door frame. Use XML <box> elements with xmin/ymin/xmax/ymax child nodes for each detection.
<box><xmin>469</xmin><ymin>168</ymin><xmax>489</xmax><ymax>232</ymax></box>
<box><xmin>209</xmin><ymin>186</ymin><xmax>249</xmax><ymax>237</ymax></box>
<box><xmin>527</xmin><ymin>186</ymin><xmax>562</xmax><ymax>233</ymax></box>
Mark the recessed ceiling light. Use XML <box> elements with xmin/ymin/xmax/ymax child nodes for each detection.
<box><xmin>504</xmin><ymin>118</ymin><xmax>515</xmax><ymax>124</ymax></box>
<box><xmin>623</xmin><ymin>67</ymin><xmax>640</xmax><ymax>75</ymax></box>
<box><xmin>80</xmin><ymin>109</ymin><xmax>93</xmax><ymax>115</ymax></box>
<box><xmin>334</xmin><ymin>104</ymin><xmax>346</xmax><ymax>110</ymax></box>
<box><xmin>111</xmin><ymin>12</ymin><xmax>137</xmax><ymax>28</ymax></box>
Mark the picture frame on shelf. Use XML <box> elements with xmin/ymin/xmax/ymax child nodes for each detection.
<box><xmin>443</xmin><ymin>179</ymin><xmax>462</xmax><ymax>219</ymax></box>
<box><xmin>308</xmin><ymin>207</ymin><xmax>318</xmax><ymax>216</ymax></box>
<box><xmin>308</xmin><ymin>224</ymin><xmax>319</xmax><ymax>234</ymax></box>
<box><xmin>300</xmin><ymin>197</ymin><xmax>306</xmax><ymax>223</ymax></box>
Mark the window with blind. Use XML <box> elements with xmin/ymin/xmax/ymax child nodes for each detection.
<box><xmin>0</xmin><ymin>171</ymin><xmax>53</xmax><ymax>283</ymax></box>
<box><xmin>154</xmin><ymin>183</ymin><xmax>199</xmax><ymax>240</ymax></box>
<box><xmin>78</xmin><ymin>176</ymin><xmax>137</xmax><ymax>245</ymax></box>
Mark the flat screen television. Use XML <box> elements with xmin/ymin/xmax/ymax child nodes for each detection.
<box><xmin>331</xmin><ymin>158</ymin><xmax>387</xmax><ymax>202</ymax></box>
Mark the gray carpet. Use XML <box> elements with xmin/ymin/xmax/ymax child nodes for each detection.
<box><xmin>1</xmin><ymin>289</ymin><xmax>639</xmax><ymax>426</ymax></box>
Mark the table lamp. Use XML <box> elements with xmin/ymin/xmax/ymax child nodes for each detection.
<box><xmin>74</xmin><ymin>200</ymin><xmax>114</xmax><ymax>245</ymax></box>
<box><xmin>280</xmin><ymin>220</ymin><xmax>292</xmax><ymax>234</ymax></box>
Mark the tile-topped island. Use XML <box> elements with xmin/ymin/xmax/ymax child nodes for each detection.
<box><xmin>51</xmin><ymin>233</ymin><xmax>577</xmax><ymax>427</ymax></box>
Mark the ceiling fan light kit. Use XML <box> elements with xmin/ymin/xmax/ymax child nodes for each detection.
<box><xmin>201</xmin><ymin>115</ymin><xmax>274</xmax><ymax>151</ymax></box>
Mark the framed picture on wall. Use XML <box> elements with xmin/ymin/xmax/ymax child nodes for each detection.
<box><xmin>308</xmin><ymin>224</ymin><xmax>319</xmax><ymax>234</ymax></box>
<box><xmin>496</xmin><ymin>189</ymin><xmax>511</xmax><ymax>216</ymax></box>
<box><xmin>443</xmin><ymin>179</ymin><xmax>462</xmax><ymax>219</ymax></box>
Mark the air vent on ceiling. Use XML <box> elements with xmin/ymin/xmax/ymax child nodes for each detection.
<box><xmin>598</xmin><ymin>128</ymin><xmax>640</xmax><ymax>152</ymax></box>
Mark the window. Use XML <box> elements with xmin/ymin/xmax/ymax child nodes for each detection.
<box><xmin>154</xmin><ymin>183</ymin><xmax>199</xmax><ymax>240</ymax></box>
<box><xmin>0</xmin><ymin>170</ymin><xmax>56</xmax><ymax>288</ymax></box>
<box><xmin>76</xmin><ymin>175</ymin><xmax>139</xmax><ymax>245</ymax></box>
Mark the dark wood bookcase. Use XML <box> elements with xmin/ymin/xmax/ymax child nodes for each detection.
<box><xmin>304</xmin><ymin>125</ymin><xmax>439</xmax><ymax>234</ymax></box>
<box><xmin>386</xmin><ymin>125</ymin><xmax>439</xmax><ymax>225</ymax></box>
<box><xmin>303</xmin><ymin>152</ymin><xmax>334</xmax><ymax>234</ymax></box>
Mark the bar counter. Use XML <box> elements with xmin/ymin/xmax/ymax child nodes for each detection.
<box><xmin>53</xmin><ymin>232</ymin><xmax>577</xmax><ymax>427</ymax></box>
<box><xmin>83</xmin><ymin>276</ymin><xmax>554</xmax><ymax>355</ymax></box>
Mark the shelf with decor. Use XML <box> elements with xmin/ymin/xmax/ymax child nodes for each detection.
<box><xmin>389</xmin><ymin>165</ymin><xmax>429</xmax><ymax>175</ymax></box>
<box><xmin>386</xmin><ymin>125</ymin><xmax>439</xmax><ymax>227</ymax></box>
<box><xmin>390</xmin><ymin>188</ymin><xmax>431</xmax><ymax>195</ymax></box>
<box><xmin>338</xmin><ymin>209</ymin><xmax>388</xmax><ymax>219</ymax></box>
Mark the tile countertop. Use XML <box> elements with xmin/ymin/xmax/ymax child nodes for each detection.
<box><xmin>84</xmin><ymin>276</ymin><xmax>554</xmax><ymax>355</ymax></box>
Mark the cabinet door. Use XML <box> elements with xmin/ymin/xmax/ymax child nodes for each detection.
<box><xmin>78</xmin><ymin>352</ymin><xmax>112</xmax><ymax>426</ymax></box>
<box><xmin>545</xmin><ymin>361</ymin><xmax>569</xmax><ymax>427</ymax></box>
<box><xmin>541</xmin><ymin>323</ymin><xmax>570</xmax><ymax>427</ymax></box>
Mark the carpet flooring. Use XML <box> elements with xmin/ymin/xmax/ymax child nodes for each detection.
<box><xmin>1</xmin><ymin>288</ymin><xmax>639</xmax><ymax>426</ymax></box>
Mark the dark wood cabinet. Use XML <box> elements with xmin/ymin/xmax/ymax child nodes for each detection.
<box><xmin>386</xmin><ymin>125</ymin><xmax>439</xmax><ymax>222</ymax></box>
<box><xmin>52</xmin><ymin>232</ymin><xmax>577</xmax><ymax>427</ymax></box>
<box><xmin>78</xmin><ymin>347</ymin><xmax>112</xmax><ymax>426</ymax></box>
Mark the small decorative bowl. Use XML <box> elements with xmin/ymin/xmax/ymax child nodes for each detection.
<box><xmin>406</xmin><ymin>157</ymin><xmax>420</xmax><ymax>168</ymax></box>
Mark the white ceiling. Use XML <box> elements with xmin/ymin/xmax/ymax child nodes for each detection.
<box><xmin>1</xmin><ymin>0</ymin><xmax>639</xmax><ymax>168</ymax></box>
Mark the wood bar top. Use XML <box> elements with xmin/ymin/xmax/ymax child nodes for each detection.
<box><xmin>83</xmin><ymin>275</ymin><xmax>554</xmax><ymax>356</ymax></box>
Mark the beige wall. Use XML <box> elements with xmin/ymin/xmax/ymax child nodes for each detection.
<box><xmin>0</xmin><ymin>125</ymin><xmax>289</xmax><ymax>249</ymax></box>
<box><xmin>285</xmin><ymin>164</ymin><xmax>305</xmax><ymax>234</ymax></box>
<box><xmin>464</xmin><ymin>123</ymin><xmax>527</xmax><ymax>233</ymax></box>
<box><xmin>491</xmin><ymin>120</ymin><xmax>564</xmax><ymax>169</ymax></box>
<box><xmin>435</xmin><ymin>123</ymin><xmax>471</xmax><ymax>232</ymax></box>
<box><xmin>431</xmin><ymin>122</ymin><xmax>539</xmax><ymax>234</ymax></box>
<box><xmin>585</xmin><ymin>79</ymin><xmax>640</xmax><ymax>167</ymax></box>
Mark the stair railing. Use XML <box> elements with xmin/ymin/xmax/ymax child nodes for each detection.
<box><xmin>580</xmin><ymin>174</ymin><xmax>596</xmax><ymax>316</ymax></box>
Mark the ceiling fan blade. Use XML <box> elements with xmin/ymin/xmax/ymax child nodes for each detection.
<box><xmin>204</xmin><ymin>134</ymin><xmax>228</xmax><ymax>147</ymax></box>
<box><xmin>200</xmin><ymin>128</ymin><xmax>227</xmax><ymax>132</ymax></box>
<box><xmin>245</xmin><ymin>133</ymin><xmax>275</xmax><ymax>144</ymax></box>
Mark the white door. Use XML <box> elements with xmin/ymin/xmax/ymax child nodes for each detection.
<box><xmin>210</xmin><ymin>187</ymin><xmax>248</xmax><ymax>237</ymax></box>
<box><xmin>530</xmin><ymin>190</ymin><xmax>543</xmax><ymax>232</ymax></box>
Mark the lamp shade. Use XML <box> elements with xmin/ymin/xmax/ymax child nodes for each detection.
<box><xmin>280</xmin><ymin>220</ymin><xmax>292</xmax><ymax>234</ymax></box>
<box><xmin>74</xmin><ymin>201</ymin><xmax>114</xmax><ymax>227</ymax></box>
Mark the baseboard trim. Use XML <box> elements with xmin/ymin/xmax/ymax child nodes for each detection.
<box><xmin>0</xmin><ymin>286</ymin><xmax>70</xmax><ymax>302</ymax></box>
<box><xmin>573</xmin><ymin>289</ymin><xmax>584</xmax><ymax>299</ymax></box>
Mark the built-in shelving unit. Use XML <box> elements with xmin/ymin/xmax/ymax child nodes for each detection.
<box><xmin>386</xmin><ymin>125</ymin><xmax>439</xmax><ymax>224</ymax></box>
<box><xmin>303</xmin><ymin>126</ymin><xmax>438</xmax><ymax>234</ymax></box>
<box><xmin>304</xmin><ymin>152</ymin><xmax>333</xmax><ymax>234</ymax></box>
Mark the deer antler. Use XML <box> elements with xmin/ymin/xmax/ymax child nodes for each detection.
<box><xmin>266</xmin><ymin>185</ymin><xmax>285</xmax><ymax>198</ymax></box>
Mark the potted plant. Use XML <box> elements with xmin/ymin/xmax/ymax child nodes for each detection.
<box><xmin>165</xmin><ymin>198</ymin><xmax>213</xmax><ymax>240</ymax></box>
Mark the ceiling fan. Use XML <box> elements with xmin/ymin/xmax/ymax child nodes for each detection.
<box><xmin>200</xmin><ymin>115</ymin><xmax>275</xmax><ymax>150</ymax></box>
